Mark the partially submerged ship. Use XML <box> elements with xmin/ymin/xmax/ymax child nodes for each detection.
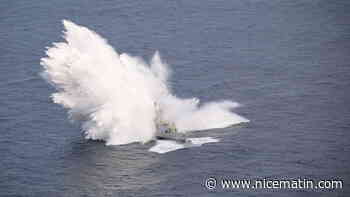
<box><xmin>155</xmin><ymin>121</ymin><xmax>189</xmax><ymax>143</ymax></box>
<box><xmin>154</xmin><ymin>102</ymin><xmax>190</xmax><ymax>143</ymax></box>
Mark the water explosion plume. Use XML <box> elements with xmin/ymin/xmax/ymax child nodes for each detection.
<box><xmin>40</xmin><ymin>20</ymin><xmax>249</xmax><ymax>145</ymax></box>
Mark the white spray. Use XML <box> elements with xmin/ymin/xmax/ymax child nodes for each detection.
<box><xmin>40</xmin><ymin>20</ymin><xmax>249</xmax><ymax>146</ymax></box>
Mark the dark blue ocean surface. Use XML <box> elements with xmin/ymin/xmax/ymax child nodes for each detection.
<box><xmin>1</xmin><ymin>0</ymin><xmax>349</xmax><ymax>196</ymax></box>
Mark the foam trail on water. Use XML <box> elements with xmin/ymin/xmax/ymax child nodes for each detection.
<box><xmin>149</xmin><ymin>137</ymin><xmax>220</xmax><ymax>154</ymax></box>
<box><xmin>40</xmin><ymin>20</ymin><xmax>249</xmax><ymax>145</ymax></box>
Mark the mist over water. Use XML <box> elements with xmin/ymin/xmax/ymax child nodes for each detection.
<box><xmin>40</xmin><ymin>20</ymin><xmax>249</xmax><ymax>146</ymax></box>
